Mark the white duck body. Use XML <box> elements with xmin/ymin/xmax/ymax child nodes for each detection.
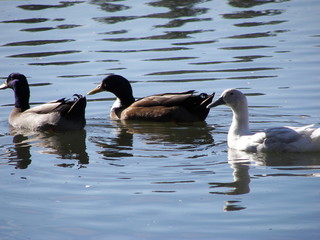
<box><xmin>208</xmin><ymin>89</ymin><xmax>320</xmax><ymax>153</ymax></box>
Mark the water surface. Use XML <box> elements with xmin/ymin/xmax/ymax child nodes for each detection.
<box><xmin>0</xmin><ymin>0</ymin><xmax>320</xmax><ymax>239</ymax></box>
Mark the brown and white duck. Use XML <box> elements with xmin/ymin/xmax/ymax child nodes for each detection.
<box><xmin>87</xmin><ymin>74</ymin><xmax>214</xmax><ymax>122</ymax></box>
<box><xmin>0</xmin><ymin>73</ymin><xmax>86</xmax><ymax>131</ymax></box>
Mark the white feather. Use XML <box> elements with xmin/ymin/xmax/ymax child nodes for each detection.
<box><xmin>209</xmin><ymin>89</ymin><xmax>320</xmax><ymax>152</ymax></box>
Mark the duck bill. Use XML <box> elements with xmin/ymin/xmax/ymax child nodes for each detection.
<box><xmin>206</xmin><ymin>97</ymin><xmax>226</xmax><ymax>108</ymax></box>
<box><xmin>0</xmin><ymin>83</ymin><xmax>8</xmax><ymax>90</ymax></box>
<box><xmin>87</xmin><ymin>84</ymin><xmax>103</xmax><ymax>95</ymax></box>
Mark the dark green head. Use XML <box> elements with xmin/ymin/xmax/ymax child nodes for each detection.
<box><xmin>0</xmin><ymin>73</ymin><xmax>30</xmax><ymax>110</ymax></box>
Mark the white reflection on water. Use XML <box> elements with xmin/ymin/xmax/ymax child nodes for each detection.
<box><xmin>209</xmin><ymin>148</ymin><xmax>320</xmax><ymax>211</ymax></box>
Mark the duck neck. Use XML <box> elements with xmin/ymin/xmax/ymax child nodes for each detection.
<box><xmin>116</xmin><ymin>92</ymin><xmax>135</xmax><ymax>108</ymax></box>
<box><xmin>13</xmin><ymin>82</ymin><xmax>30</xmax><ymax>112</ymax></box>
<box><xmin>229</xmin><ymin>102</ymin><xmax>250</xmax><ymax>137</ymax></box>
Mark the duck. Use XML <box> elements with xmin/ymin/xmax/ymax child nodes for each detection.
<box><xmin>0</xmin><ymin>73</ymin><xmax>86</xmax><ymax>131</ymax></box>
<box><xmin>87</xmin><ymin>74</ymin><xmax>215</xmax><ymax>122</ymax></box>
<box><xmin>207</xmin><ymin>88</ymin><xmax>320</xmax><ymax>152</ymax></box>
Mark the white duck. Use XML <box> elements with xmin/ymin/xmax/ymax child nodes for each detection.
<box><xmin>207</xmin><ymin>89</ymin><xmax>320</xmax><ymax>152</ymax></box>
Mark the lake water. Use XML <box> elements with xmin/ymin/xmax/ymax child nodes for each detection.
<box><xmin>1</xmin><ymin>0</ymin><xmax>320</xmax><ymax>239</ymax></box>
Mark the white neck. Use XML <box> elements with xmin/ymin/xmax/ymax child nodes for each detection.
<box><xmin>111</xmin><ymin>98</ymin><xmax>122</xmax><ymax>111</ymax></box>
<box><xmin>228</xmin><ymin>98</ymin><xmax>251</xmax><ymax>138</ymax></box>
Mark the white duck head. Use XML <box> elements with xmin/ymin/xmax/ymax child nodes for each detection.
<box><xmin>208</xmin><ymin>88</ymin><xmax>251</xmax><ymax>137</ymax></box>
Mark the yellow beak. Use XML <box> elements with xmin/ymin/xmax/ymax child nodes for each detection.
<box><xmin>87</xmin><ymin>84</ymin><xmax>104</xmax><ymax>95</ymax></box>
<box><xmin>0</xmin><ymin>82</ymin><xmax>8</xmax><ymax>90</ymax></box>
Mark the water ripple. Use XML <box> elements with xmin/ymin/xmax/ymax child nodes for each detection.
<box><xmin>3</xmin><ymin>39</ymin><xmax>75</xmax><ymax>47</ymax></box>
<box><xmin>7</xmin><ymin>50</ymin><xmax>81</xmax><ymax>58</ymax></box>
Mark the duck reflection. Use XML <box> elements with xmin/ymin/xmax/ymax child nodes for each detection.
<box><xmin>209</xmin><ymin>148</ymin><xmax>320</xmax><ymax>211</ymax></box>
<box><xmin>91</xmin><ymin>122</ymin><xmax>134</xmax><ymax>161</ymax></box>
<box><xmin>7</xmin><ymin>134</ymin><xmax>32</xmax><ymax>169</ymax></box>
<box><xmin>122</xmin><ymin>120</ymin><xmax>214</xmax><ymax>145</ymax></box>
<box><xmin>90</xmin><ymin>120</ymin><xmax>214</xmax><ymax>161</ymax></box>
<box><xmin>228</xmin><ymin>148</ymin><xmax>320</xmax><ymax>167</ymax></box>
<box><xmin>209</xmin><ymin>150</ymin><xmax>251</xmax><ymax>196</ymax></box>
<box><xmin>35</xmin><ymin>130</ymin><xmax>89</xmax><ymax>166</ymax></box>
<box><xmin>7</xmin><ymin>128</ymin><xmax>88</xmax><ymax>169</ymax></box>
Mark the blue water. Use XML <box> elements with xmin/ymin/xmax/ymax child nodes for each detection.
<box><xmin>0</xmin><ymin>0</ymin><xmax>320</xmax><ymax>239</ymax></box>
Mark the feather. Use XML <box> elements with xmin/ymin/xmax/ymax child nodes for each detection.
<box><xmin>208</xmin><ymin>89</ymin><xmax>320</xmax><ymax>152</ymax></box>
<box><xmin>1</xmin><ymin>73</ymin><xmax>86</xmax><ymax>131</ymax></box>
<box><xmin>88</xmin><ymin>75</ymin><xmax>214</xmax><ymax>122</ymax></box>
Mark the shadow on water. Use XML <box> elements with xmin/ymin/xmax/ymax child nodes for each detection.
<box><xmin>209</xmin><ymin>148</ymin><xmax>320</xmax><ymax>211</ymax></box>
<box><xmin>3</xmin><ymin>128</ymin><xmax>88</xmax><ymax>169</ymax></box>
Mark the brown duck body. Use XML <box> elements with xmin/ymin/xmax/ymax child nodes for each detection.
<box><xmin>111</xmin><ymin>91</ymin><xmax>214</xmax><ymax>122</ymax></box>
<box><xmin>88</xmin><ymin>75</ymin><xmax>214</xmax><ymax>122</ymax></box>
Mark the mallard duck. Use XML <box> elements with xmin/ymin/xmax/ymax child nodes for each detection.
<box><xmin>0</xmin><ymin>73</ymin><xmax>86</xmax><ymax>131</ymax></box>
<box><xmin>207</xmin><ymin>89</ymin><xmax>320</xmax><ymax>152</ymax></box>
<box><xmin>87</xmin><ymin>74</ymin><xmax>214</xmax><ymax>122</ymax></box>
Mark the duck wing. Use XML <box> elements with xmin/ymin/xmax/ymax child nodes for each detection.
<box><xmin>251</xmin><ymin>125</ymin><xmax>320</xmax><ymax>152</ymax></box>
<box><xmin>119</xmin><ymin>91</ymin><xmax>214</xmax><ymax>122</ymax></box>
<box><xmin>27</xmin><ymin>94</ymin><xmax>86</xmax><ymax>117</ymax></box>
<box><xmin>131</xmin><ymin>90</ymin><xmax>196</xmax><ymax>107</ymax></box>
<box><xmin>20</xmin><ymin>95</ymin><xmax>86</xmax><ymax>131</ymax></box>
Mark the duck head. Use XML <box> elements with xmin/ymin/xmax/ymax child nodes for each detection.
<box><xmin>207</xmin><ymin>88</ymin><xmax>246</xmax><ymax>109</ymax></box>
<box><xmin>0</xmin><ymin>73</ymin><xmax>30</xmax><ymax>110</ymax></box>
<box><xmin>87</xmin><ymin>74</ymin><xmax>135</xmax><ymax>107</ymax></box>
<box><xmin>1</xmin><ymin>73</ymin><xmax>28</xmax><ymax>89</ymax></box>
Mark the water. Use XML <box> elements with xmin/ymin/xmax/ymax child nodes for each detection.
<box><xmin>1</xmin><ymin>0</ymin><xmax>320</xmax><ymax>239</ymax></box>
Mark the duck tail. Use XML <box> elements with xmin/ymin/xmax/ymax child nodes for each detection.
<box><xmin>67</xmin><ymin>94</ymin><xmax>87</xmax><ymax>119</ymax></box>
<box><xmin>188</xmin><ymin>92</ymin><xmax>215</xmax><ymax>121</ymax></box>
<box><xmin>311</xmin><ymin>127</ymin><xmax>320</xmax><ymax>150</ymax></box>
<box><xmin>199</xmin><ymin>92</ymin><xmax>215</xmax><ymax>108</ymax></box>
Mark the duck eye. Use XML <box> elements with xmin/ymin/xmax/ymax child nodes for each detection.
<box><xmin>230</xmin><ymin>92</ymin><xmax>234</xmax><ymax>96</ymax></box>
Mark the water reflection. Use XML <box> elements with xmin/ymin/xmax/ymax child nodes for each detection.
<box><xmin>3</xmin><ymin>39</ymin><xmax>75</xmax><ymax>47</ymax></box>
<box><xmin>21</xmin><ymin>24</ymin><xmax>82</xmax><ymax>33</ymax></box>
<box><xmin>122</xmin><ymin>120</ymin><xmax>214</xmax><ymax>146</ymax></box>
<box><xmin>90</xmin><ymin>120</ymin><xmax>214</xmax><ymax>161</ymax></box>
<box><xmin>36</xmin><ymin>130</ymin><xmax>89</xmax><ymax>167</ymax></box>
<box><xmin>228</xmin><ymin>0</ymin><xmax>289</xmax><ymax>8</ymax></box>
<box><xmin>7</xmin><ymin>134</ymin><xmax>32</xmax><ymax>169</ymax></box>
<box><xmin>209</xmin><ymin>152</ymin><xmax>251</xmax><ymax>196</ymax></box>
<box><xmin>228</xmin><ymin>148</ymin><xmax>320</xmax><ymax>167</ymax></box>
<box><xmin>209</xmin><ymin>148</ymin><xmax>320</xmax><ymax>211</ymax></box>
<box><xmin>223</xmin><ymin>9</ymin><xmax>284</xmax><ymax>20</ymax></box>
<box><xmin>91</xmin><ymin>0</ymin><xmax>211</xmax><ymax>27</ymax></box>
<box><xmin>90</xmin><ymin>0</ymin><xmax>130</xmax><ymax>13</ymax></box>
<box><xmin>17</xmin><ymin>1</ymin><xmax>84</xmax><ymax>11</ymax></box>
<box><xmin>147</xmin><ymin>0</ymin><xmax>211</xmax><ymax>28</ymax></box>
<box><xmin>1</xmin><ymin>18</ymin><xmax>49</xmax><ymax>24</ymax></box>
<box><xmin>5</xmin><ymin>129</ymin><xmax>88</xmax><ymax>169</ymax></box>
<box><xmin>91</xmin><ymin>122</ymin><xmax>134</xmax><ymax>161</ymax></box>
<box><xmin>8</xmin><ymin>50</ymin><xmax>81</xmax><ymax>59</ymax></box>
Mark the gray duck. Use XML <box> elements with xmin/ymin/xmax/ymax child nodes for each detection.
<box><xmin>0</xmin><ymin>73</ymin><xmax>86</xmax><ymax>131</ymax></box>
